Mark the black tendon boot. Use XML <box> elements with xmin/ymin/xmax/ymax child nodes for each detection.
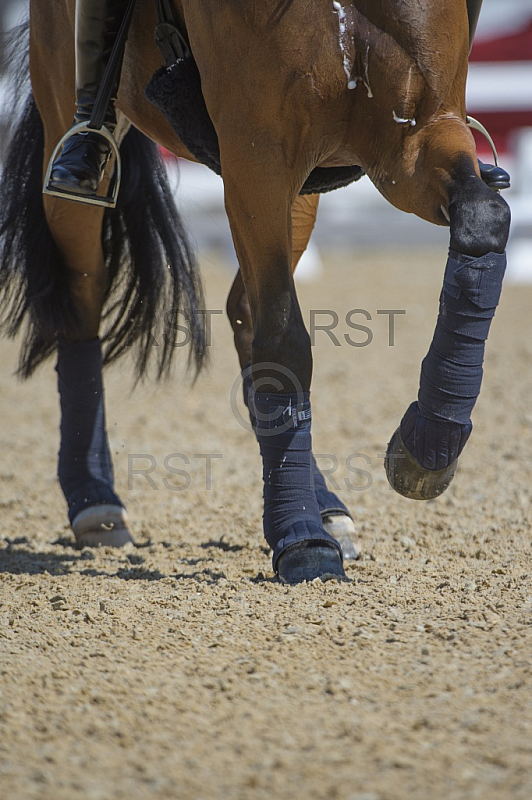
<box><xmin>47</xmin><ymin>0</ymin><xmax>131</xmax><ymax>200</ymax></box>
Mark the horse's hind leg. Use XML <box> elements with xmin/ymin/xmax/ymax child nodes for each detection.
<box><xmin>227</xmin><ymin>195</ymin><xmax>358</xmax><ymax>559</ymax></box>
<box><xmin>385</xmin><ymin>124</ymin><xmax>511</xmax><ymax>499</ymax></box>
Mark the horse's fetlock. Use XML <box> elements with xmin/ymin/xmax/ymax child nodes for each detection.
<box><xmin>252</xmin><ymin>322</ymin><xmax>311</xmax><ymax>393</ymax></box>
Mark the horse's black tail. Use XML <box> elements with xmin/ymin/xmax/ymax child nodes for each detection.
<box><xmin>101</xmin><ymin>124</ymin><xmax>207</xmax><ymax>380</ymax></box>
<box><xmin>0</xmin><ymin>23</ymin><xmax>206</xmax><ymax>381</ymax></box>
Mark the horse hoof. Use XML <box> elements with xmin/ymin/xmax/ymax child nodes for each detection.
<box><xmin>385</xmin><ymin>427</ymin><xmax>458</xmax><ymax>500</ymax></box>
<box><xmin>71</xmin><ymin>504</ymin><xmax>134</xmax><ymax>548</ymax></box>
<box><xmin>322</xmin><ymin>514</ymin><xmax>360</xmax><ymax>560</ymax></box>
<box><xmin>276</xmin><ymin>542</ymin><xmax>346</xmax><ymax>584</ymax></box>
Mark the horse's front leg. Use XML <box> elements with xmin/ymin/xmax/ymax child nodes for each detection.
<box><xmin>227</xmin><ymin>194</ymin><xmax>321</xmax><ymax>368</ymax></box>
<box><xmin>226</xmin><ymin>195</ymin><xmax>358</xmax><ymax>559</ymax></box>
<box><xmin>386</xmin><ymin>130</ymin><xmax>511</xmax><ymax>499</ymax></box>
<box><xmin>222</xmin><ymin>158</ymin><xmax>345</xmax><ymax>583</ymax></box>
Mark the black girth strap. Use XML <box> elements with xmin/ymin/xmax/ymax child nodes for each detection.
<box><xmin>155</xmin><ymin>0</ymin><xmax>190</xmax><ymax>65</ymax></box>
<box><xmin>88</xmin><ymin>0</ymin><xmax>138</xmax><ymax>130</ymax></box>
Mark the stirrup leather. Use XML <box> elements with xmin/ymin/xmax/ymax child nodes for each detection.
<box><xmin>43</xmin><ymin>121</ymin><xmax>121</xmax><ymax>208</ymax></box>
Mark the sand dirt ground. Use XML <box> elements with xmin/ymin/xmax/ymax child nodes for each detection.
<box><xmin>0</xmin><ymin>248</ymin><xmax>531</xmax><ymax>800</ymax></box>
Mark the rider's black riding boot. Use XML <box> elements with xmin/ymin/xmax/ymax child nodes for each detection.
<box><xmin>47</xmin><ymin>0</ymin><xmax>130</xmax><ymax>197</ymax></box>
<box><xmin>466</xmin><ymin>0</ymin><xmax>483</xmax><ymax>52</ymax></box>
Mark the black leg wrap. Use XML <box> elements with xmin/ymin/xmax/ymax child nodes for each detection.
<box><xmin>57</xmin><ymin>338</ymin><xmax>123</xmax><ymax>524</ymax></box>
<box><xmin>276</xmin><ymin>541</ymin><xmax>347</xmax><ymax>585</ymax></box>
<box><xmin>251</xmin><ymin>390</ymin><xmax>345</xmax><ymax>582</ymax></box>
<box><xmin>387</xmin><ymin>249</ymin><xmax>506</xmax><ymax>499</ymax></box>
<box><xmin>242</xmin><ymin>366</ymin><xmax>351</xmax><ymax>520</ymax></box>
<box><xmin>400</xmin><ymin>401</ymin><xmax>472</xmax><ymax>472</ymax></box>
<box><xmin>312</xmin><ymin>460</ymin><xmax>352</xmax><ymax>520</ymax></box>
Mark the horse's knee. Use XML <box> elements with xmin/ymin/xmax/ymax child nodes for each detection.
<box><xmin>253</xmin><ymin>305</ymin><xmax>312</xmax><ymax>392</ymax></box>
<box><xmin>253</xmin><ymin>316</ymin><xmax>311</xmax><ymax>364</ymax></box>
<box><xmin>450</xmin><ymin>179</ymin><xmax>511</xmax><ymax>257</ymax></box>
<box><xmin>254</xmin><ymin>318</ymin><xmax>310</xmax><ymax>358</ymax></box>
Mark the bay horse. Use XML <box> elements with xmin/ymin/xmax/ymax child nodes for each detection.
<box><xmin>0</xmin><ymin>1</ymin><xmax>510</xmax><ymax>583</ymax></box>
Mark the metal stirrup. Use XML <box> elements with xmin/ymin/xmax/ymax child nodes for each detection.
<box><xmin>43</xmin><ymin>0</ymin><xmax>136</xmax><ymax>207</ymax></box>
<box><xmin>43</xmin><ymin>122</ymin><xmax>121</xmax><ymax>208</ymax></box>
<box><xmin>466</xmin><ymin>115</ymin><xmax>500</xmax><ymax>166</ymax></box>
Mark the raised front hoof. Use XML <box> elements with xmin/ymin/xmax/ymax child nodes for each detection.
<box><xmin>276</xmin><ymin>542</ymin><xmax>346</xmax><ymax>585</ymax></box>
<box><xmin>385</xmin><ymin>428</ymin><xmax>458</xmax><ymax>500</ymax></box>
<box><xmin>72</xmin><ymin>504</ymin><xmax>134</xmax><ymax>549</ymax></box>
<box><xmin>322</xmin><ymin>514</ymin><xmax>360</xmax><ymax>560</ymax></box>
